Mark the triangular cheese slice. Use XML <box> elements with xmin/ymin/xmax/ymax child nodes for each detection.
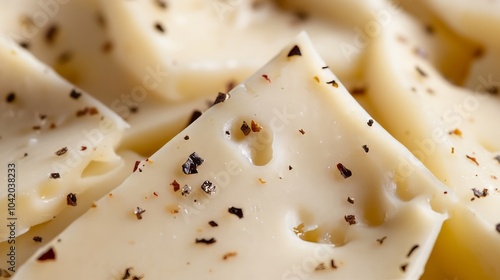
<box><xmin>363</xmin><ymin>13</ymin><xmax>500</xmax><ymax>280</ymax></box>
<box><xmin>0</xmin><ymin>37</ymin><xmax>128</xmax><ymax>240</ymax></box>
<box><xmin>13</xmin><ymin>33</ymin><xmax>452</xmax><ymax>279</ymax></box>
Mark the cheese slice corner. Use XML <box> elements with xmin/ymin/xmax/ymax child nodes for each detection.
<box><xmin>0</xmin><ymin>36</ymin><xmax>128</xmax><ymax>240</ymax></box>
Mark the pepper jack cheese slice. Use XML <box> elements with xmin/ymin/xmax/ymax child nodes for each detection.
<box><xmin>0</xmin><ymin>37</ymin><xmax>128</xmax><ymax>240</ymax></box>
<box><xmin>13</xmin><ymin>33</ymin><xmax>452</xmax><ymax>279</ymax></box>
<box><xmin>363</xmin><ymin>14</ymin><xmax>500</xmax><ymax>280</ymax></box>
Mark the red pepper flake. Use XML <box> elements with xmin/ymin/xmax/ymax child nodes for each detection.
<box><xmin>55</xmin><ymin>147</ymin><xmax>68</xmax><ymax>156</ymax></box>
<box><xmin>496</xmin><ymin>224</ymin><xmax>500</xmax><ymax>233</ymax></box>
<box><xmin>213</xmin><ymin>92</ymin><xmax>230</xmax><ymax>105</ymax></box>
<box><xmin>472</xmin><ymin>188</ymin><xmax>488</xmax><ymax>198</ymax></box>
<box><xmin>228</xmin><ymin>207</ymin><xmax>244</xmax><ymax>219</ymax></box>
<box><xmin>66</xmin><ymin>193</ymin><xmax>77</xmax><ymax>206</ymax></box>
<box><xmin>182</xmin><ymin>152</ymin><xmax>204</xmax><ymax>175</ymax></box>
<box><xmin>337</xmin><ymin>163</ymin><xmax>352</xmax><ymax>179</ymax></box>
<box><xmin>262</xmin><ymin>74</ymin><xmax>271</xmax><ymax>83</ymax></box>
<box><xmin>415</xmin><ymin>66</ymin><xmax>427</xmax><ymax>77</ymax></box>
<box><xmin>154</xmin><ymin>22</ymin><xmax>165</xmax><ymax>33</ymax></box>
<box><xmin>251</xmin><ymin>120</ymin><xmax>263</xmax><ymax>132</ymax></box>
<box><xmin>315</xmin><ymin>263</ymin><xmax>326</xmax><ymax>271</ymax></box>
<box><xmin>49</xmin><ymin>173</ymin><xmax>61</xmax><ymax>179</ymax></box>
<box><xmin>299</xmin><ymin>129</ymin><xmax>305</xmax><ymax>135</ymax></box>
<box><xmin>133</xmin><ymin>161</ymin><xmax>141</xmax><ymax>172</ymax></box>
<box><xmin>448</xmin><ymin>129</ymin><xmax>462</xmax><ymax>137</ymax></box>
<box><xmin>171</xmin><ymin>180</ymin><xmax>180</xmax><ymax>192</ymax></box>
<box><xmin>201</xmin><ymin>180</ymin><xmax>216</xmax><ymax>195</ymax></box>
<box><xmin>326</xmin><ymin>80</ymin><xmax>339</xmax><ymax>88</ymax></box>
<box><xmin>187</xmin><ymin>110</ymin><xmax>202</xmax><ymax>127</ymax></box>
<box><xmin>209</xmin><ymin>221</ymin><xmax>218</xmax><ymax>227</ymax></box>
<box><xmin>45</xmin><ymin>24</ymin><xmax>59</xmax><ymax>44</ymax></box>
<box><xmin>6</xmin><ymin>92</ymin><xmax>16</xmax><ymax>103</ymax></box>
<box><xmin>287</xmin><ymin>45</ymin><xmax>302</xmax><ymax>57</ymax></box>
<box><xmin>33</xmin><ymin>236</ymin><xmax>43</xmax><ymax>242</ymax></box>
<box><xmin>37</xmin><ymin>247</ymin><xmax>56</xmax><ymax>261</ymax></box>
<box><xmin>407</xmin><ymin>244</ymin><xmax>419</xmax><ymax>257</ymax></box>
<box><xmin>400</xmin><ymin>264</ymin><xmax>408</xmax><ymax>272</ymax></box>
<box><xmin>362</xmin><ymin>145</ymin><xmax>369</xmax><ymax>153</ymax></box>
<box><xmin>344</xmin><ymin>215</ymin><xmax>356</xmax><ymax>225</ymax></box>
<box><xmin>134</xmin><ymin>207</ymin><xmax>146</xmax><ymax>220</ymax></box>
<box><xmin>240</xmin><ymin>121</ymin><xmax>251</xmax><ymax>136</ymax></box>
<box><xmin>222</xmin><ymin>252</ymin><xmax>237</xmax><ymax>260</ymax></box>
<box><xmin>181</xmin><ymin>185</ymin><xmax>192</xmax><ymax>196</ymax></box>
<box><xmin>376</xmin><ymin>236</ymin><xmax>387</xmax><ymax>244</ymax></box>
<box><xmin>367</xmin><ymin>119</ymin><xmax>374</xmax><ymax>127</ymax></box>
<box><xmin>466</xmin><ymin>155</ymin><xmax>479</xmax><ymax>166</ymax></box>
<box><xmin>81</xmin><ymin>146</ymin><xmax>87</xmax><ymax>151</ymax></box>
<box><xmin>88</xmin><ymin>107</ymin><xmax>99</xmax><ymax>115</ymax></box>
<box><xmin>195</xmin><ymin>238</ymin><xmax>216</xmax><ymax>245</ymax></box>
<box><xmin>330</xmin><ymin>259</ymin><xmax>337</xmax><ymax>269</ymax></box>
<box><xmin>347</xmin><ymin>197</ymin><xmax>354</xmax><ymax>204</ymax></box>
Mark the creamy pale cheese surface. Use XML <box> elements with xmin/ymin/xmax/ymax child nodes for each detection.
<box><xmin>0</xmin><ymin>0</ymin><xmax>499</xmax><ymax>279</ymax></box>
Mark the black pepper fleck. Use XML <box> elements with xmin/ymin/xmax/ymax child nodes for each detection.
<box><xmin>407</xmin><ymin>244</ymin><xmax>419</xmax><ymax>257</ymax></box>
<box><xmin>416</xmin><ymin>66</ymin><xmax>427</xmax><ymax>77</ymax></box>
<box><xmin>209</xmin><ymin>221</ymin><xmax>219</xmax><ymax>227</ymax></box>
<box><xmin>337</xmin><ymin>163</ymin><xmax>352</xmax><ymax>179</ymax></box>
<box><xmin>228</xmin><ymin>207</ymin><xmax>243</xmax><ymax>219</ymax></box>
<box><xmin>184</xmin><ymin>135</ymin><xmax>190</xmax><ymax>140</ymax></box>
<box><xmin>287</xmin><ymin>45</ymin><xmax>302</xmax><ymax>57</ymax></box>
<box><xmin>213</xmin><ymin>92</ymin><xmax>230</xmax><ymax>105</ymax></box>
<box><xmin>195</xmin><ymin>238</ymin><xmax>216</xmax><ymax>245</ymax></box>
<box><xmin>45</xmin><ymin>25</ymin><xmax>59</xmax><ymax>44</ymax></box>
<box><xmin>472</xmin><ymin>188</ymin><xmax>488</xmax><ymax>198</ymax></box>
<box><xmin>33</xmin><ymin>236</ymin><xmax>43</xmax><ymax>242</ymax></box>
<box><xmin>494</xmin><ymin>155</ymin><xmax>500</xmax><ymax>164</ymax></box>
<box><xmin>362</xmin><ymin>145</ymin><xmax>369</xmax><ymax>153</ymax></box>
<box><xmin>376</xmin><ymin>236</ymin><xmax>387</xmax><ymax>244</ymax></box>
<box><xmin>154</xmin><ymin>22</ymin><xmax>165</xmax><ymax>33</ymax></box>
<box><xmin>37</xmin><ymin>247</ymin><xmax>56</xmax><ymax>261</ymax></box>
<box><xmin>344</xmin><ymin>214</ymin><xmax>356</xmax><ymax>225</ymax></box>
<box><xmin>49</xmin><ymin>173</ymin><xmax>61</xmax><ymax>179</ymax></box>
<box><xmin>182</xmin><ymin>152</ymin><xmax>204</xmax><ymax>175</ymax></box>
<box><xmin>347</xmin><ymin>197</ymin><xmax>354</xmax><ymax>204</ymax></box>
<box><xmin>326</xmin><ymin>80</ymin><xmax>339</xmax><ymax>88</ymax></box>
<box><xmin>55</xmin><ymin>147</ymin><xmax>68</xmax><ymax>156</ymax></box>
<box><xmin>134</xmin><ymin>207</ymin><xmax>146</xmax><ymax>220</ymax></box>
<box><xmin>66</xmin><ymin>193</ymin><xmax>77</xmax><ymax>206</ymax></box>
<box><xmin>496</xmin><ymin>223</ymin><xmax>500</xmax><ymax>234</ymax></box>
<box><xmin>330</xmin><ymin>259</ymin><xmax>337</xmax><ymax>269</ymax></box>
<box><xmin>367</xmin><ymin>119</ymin><xmax>374</xmax><ymax>127</ymax></box>
<box><xmin>240</xmin><ymin>121</ymin><xmax>251</xmax><ymax>136</ymax></box>
<box><xmin>400</xmin><ymin>264</ymin><xmax>408</xmax><ymax>272</ymax></box>
<box><xmin>6</xmin><ymin>92</ymin><xmax>16</xmax><ymax>103</ymax></box>
<box><xmin>181</xmin><ymin>185</ymin><xmax>192</xmax><ymax>196</ymax></box>
<box><xmin>201</xmin><ymin>180</ymin><xmax>216</xmax><ymax>195</ymax></box>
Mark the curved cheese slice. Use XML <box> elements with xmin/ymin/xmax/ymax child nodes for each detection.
<box><xmin>98</xmin><ymin>0</ymin><xmax>360</xmax><ymax>101</ymax></box>
<box><xmin>13</xmin><ymin>33</ymin><xmax>452</xmax><ymax>280</ymax></box>
<box><xmin>0</xmin><ymin>149</ymin><xmax>141</xmax><ymax>268</ymax></box>
<box><xmin>421</xmin><ymin>0</ymin><xmax>500</xmax><ymax>48</ymax></box>
<box><xmin>363</xmin><ymin>13</ymin><xmax>500</xmax><ymax>280</ymax></box>
<box><xmin>0</xmin><ymin>36</ymin><xmax>128</xmax><ymax>240</ymax></box>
